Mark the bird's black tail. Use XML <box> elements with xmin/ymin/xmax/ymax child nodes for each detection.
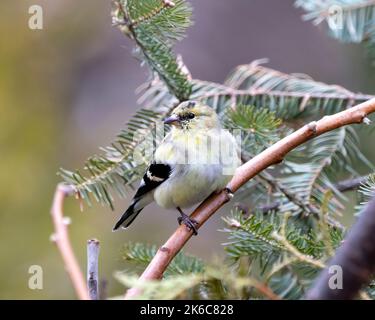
<box><xmin>112</xmin><ymin>200</ymin><xmax>144</xmax><ymax>231</ymax></box>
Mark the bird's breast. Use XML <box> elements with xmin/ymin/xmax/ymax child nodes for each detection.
<box><xmin>153</xmin><ymin>128</ymin><xmax>240</xmax><ymax>209</ymax></box>
<box><xmin>153</xmin><ymin>164</ymin><xmax>231</xmax><ymax>209</ymax></box>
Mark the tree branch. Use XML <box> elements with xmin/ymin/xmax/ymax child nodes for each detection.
<box><xmin>306</xmin><ymin>196</ymin><xmax>375</xmax><ymax>299</ymax></box>
<box><xmin>194</xmin><ymin>79</ymin><xmax>374</xmax><ymax>105</ymax></box>
<box><xmin>335</xmin><ymin>176</ymin><xmax>367</xmax><ymax>193</ymax></box>
<box><xmin>50</xmin><ymin>183</ymin><xmax>89</xmax><ymax>300</ymax></box>
<box><xmin>87</xmin><ymin>239</ymin><xmax>100</xmax><ymax>300</ymax></box>
<box><xmin>124</xmin><ymin>97</ymin><xmax>375</xmax><ymax>299</ymax></box>
<box><xmin>257</xmin><ymin>176</ymin><xmax>368</xmax><ymax>214</ymax></box>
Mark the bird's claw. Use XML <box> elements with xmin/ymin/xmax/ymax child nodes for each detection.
<box><xmin>224</xmin><ymin>186</ymin><xmax>233</xmax><ymax>194</ymax></box>
<box><xmin>224</xmin><ymin>187</ymin><xmax>234</xmax><ymax>199</ymax></box>
<box><xmin>178</xmin><ymin>214</ymin><xmax>199</xmax><ymax>236</ymax></box>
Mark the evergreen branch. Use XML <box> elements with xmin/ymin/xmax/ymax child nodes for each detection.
<box><xmin>256</xmin><ymin>123</ymin><xmax>372</xmax><ymax>222</ymax></box>
<box><xmin>194</xmin><ymin>60</ymin><xmax>374</xmax><ymax>117</ymax></box>
<box><xmin>225</xmin><ymin>104</ymin><xmax>282</xmax><ymax>135</ymax></box>
<box><xmin>224</xmin><ymin>105</ymin><xmax>283</xmax><ymax>155</ymax></box>
<box><xmin>121</xmin><ymin>242</ymin><xmax>205</xmax><ymax>276</ymax></box>
<box><xmin>115</xmin><ymin>272</ymin><xmax>204</xmax><ymax>300</ymax></box>
<box><xmin>224</xmin><ymin>205</ymin><xmax>375</xmax><ymax>300</ymax></box>
<box><xmin>59</xmin><ymin>109</ymin><xmax>166</xmax><ymax>209</ymax></box>
<box><xmin>139</xmin><ymin>64</ymin><xmax>372</xmax><ymax>224</ymax></box>
<box><xmin>268</xmin><ymin>269</ymin><xmax>307</xmax><ymax>299</ymax></box>
<box><xmin>196</xmin><ymin>81</ymin><xmax>373</xmax><ymax>103</ymax></box>
<box><xmin>242</xmin><ymin>138</ymin><xmax>359</xmax><ymax>231</ymax></box>
<box><xmin>230</xmin><ymin>104</ymin><xmax>366</xmax><ymax>230</ymax></box>
<box><xmin>124</xmin><ymin>98</ymin><xmax>375</xmax><ymax>299</ymax></box>
<box><xmin>116</xmin><ymin>264</ymin><xmax>281</xmax><ymax>300</ymax></box>
<box><xmin>258</xmin><ymin>169</ymin><xmax>322</xmax><ymax>217</ymax></box>
<box><xmin>358</xmin><ymin>173</ymin><xmax>375</xmax><ymax>202</ymax></box>
<box><xmin>139</xmin><ymin>60</ymin><xmax>375</xmax><ymax>117</ymax></box>
<box><xmin>275</xmin><ymin>129</ymin><xmax>348</xmax><ymax>217</ymax></box>
<box><xmin>256</xmin><ymin>169</ymin><xmax>345</xmax><ymax>230</ymax></box>
<box><xmin>256</xmin><ymin>175</ymin><xmax>367</xmax><ymax>213</ymax></box>
<box><xmin>67</xmin><ymin>54</ymin><xmax>375</xmax><ymax>210</ymax></box>
<box><xmin>271</xmin><ymin>214</ymin><xmax>326</xmax><ymax>269</ymax></box>
<box><xmin>113</xmin><ymin>0</ymin><xmax>193</xmax><ymax>100</ymax></box>
<box><xmin>204</xmin><ymin>266</ymin><xmax>281</xmax><ymax>300</ymax></box>
<box><xmin>224</xmin><ymin>209</ymin><xmax>340</xmax><ymax>300</ymax></box>
<box><xmin>355</xmin><ymin>173</ymin><xmax>375</xmax><ymax>213</ymax></box>
<box><xmin>222</xmin><ymin>213</ymin><xmax>285</xmax><ymax>262</ymax></box>
<box><xmin>335</xmin><ymin>175</ymin><xmax>368</xmax><ymax>191</ymax></box>
<box><xmin>222</xmin><ymin>208</ymin><xmax>342</xmax><ymax>265</ymax></box>
<box><xmin>267</xmin><ymin>257</ymin><xmax>300</xmax><ymax>279</ymax></box>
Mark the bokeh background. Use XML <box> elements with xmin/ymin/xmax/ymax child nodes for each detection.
<box><xmin>0</xmin><ymin>0</ymin><xmax>374</xmax><ymax>299</ymax></box>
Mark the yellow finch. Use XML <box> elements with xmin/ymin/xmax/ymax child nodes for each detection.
<box><xmin>113</xmin><ymin>101</ymin><xmax>241</xmax><ymax>234</ymax></box>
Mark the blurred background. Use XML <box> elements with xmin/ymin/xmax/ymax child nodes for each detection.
<box><xmin>0</xmin><ymin>0</ymin><xmax>374</xmax><ymax>299</ymax></box>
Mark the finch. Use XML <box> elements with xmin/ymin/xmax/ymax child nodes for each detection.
<box><xmin>113</xmin><ymin>100</ymin><xmax>241</xmax><ymax>235</ymax></box>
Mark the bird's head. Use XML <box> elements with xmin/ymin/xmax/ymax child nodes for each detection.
<box><xmin>164</xmin><ymin>101</ymin><xmax>220</xmax><ymax>130</ymax></box>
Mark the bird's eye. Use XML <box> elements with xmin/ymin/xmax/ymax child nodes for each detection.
<box><xmin>180</xmin><ymin>112</ymin><xmax>195</xmax><ymax>121</ymax></box>
<box><xmin>186</xmin><ymin>112</ymin><xmax>195</xmax><ymax>119</ymax></box>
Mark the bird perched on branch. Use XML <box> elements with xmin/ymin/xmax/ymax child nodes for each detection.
<box><xmin>113</xmin><ymin>101</ymin><xmax>241</xmax><ymax>235</ymax></box>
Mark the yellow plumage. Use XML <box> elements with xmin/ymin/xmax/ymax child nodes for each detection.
<box><xmin>113</xmin><ymin>101</ymin><xmax>241</xmax><ymax>234</ymax></box>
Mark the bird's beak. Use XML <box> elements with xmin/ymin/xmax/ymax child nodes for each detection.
<box><xmin>163</xmin><ymin>114</ymin><xmax>180</xmax><ymax>125</ymax></box>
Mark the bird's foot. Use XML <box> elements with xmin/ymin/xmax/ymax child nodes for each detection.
<box><xmin>177</xmin><ymin>209</ymin><xmax>198</xmax><ymax>236</ymax></box>
<box><xmin>224</xmin><ymin>187</ymin><xmax>234</xmax><ymax>202</ymax></box>
<box><xmin>224</xmin><ymin>187</ymin><xmax>234</xmax><ymax>200</ymax></box>
<box><xmin>224</xmin><ymin>186</ymin><xmax>233</xmax><ymax>194</ymax></box>
<box><xmin>178</xmin><ymin>214</ymin><xmax>199</xmax><ymax>235</ymax></box>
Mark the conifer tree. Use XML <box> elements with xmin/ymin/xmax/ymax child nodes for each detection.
<box><xmin>55</xmin><ymin>0</ymin><xmax>375</xmax><ymax>299</ymax></box>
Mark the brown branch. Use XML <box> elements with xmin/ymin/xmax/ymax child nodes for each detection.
<box><xmin>50</xmin><ymin>183</ymin><xmax>89</xmax><ymax>300</ymax></box>
<box><xmin>305</xmin><ymin>196</ymin><xmax>375</xmax><ymax>299</ymax></box>
<box><xmin>124</xmin><ymin>98</ymin><xmax>375</xmax><ymax>299</ymax></box>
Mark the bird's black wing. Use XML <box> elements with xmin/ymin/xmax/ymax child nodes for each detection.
<box><xmin>112</xmin><ymin>162</ymin><xmax>172</xmax><ymax>231</ymax></box>
<box><xmin>133</xmin><ymin>162</ymin><xmax>172</xmax><ymax>200</ymax></box>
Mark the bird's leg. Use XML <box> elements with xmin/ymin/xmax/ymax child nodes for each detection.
<box><xmin>177</xmin><ymin>207</ymin><xmax>198</xmax><ymax>236</ymax></box>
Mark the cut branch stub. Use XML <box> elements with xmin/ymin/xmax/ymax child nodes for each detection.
<box><xmin>87</xmin><ymin>239</ymin><xmax>100</xmax><ymax>300</ymax></box>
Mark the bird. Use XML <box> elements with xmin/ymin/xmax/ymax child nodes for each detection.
<box><xmin>113</xmin><ymin>100</ymin><xmax>241</xmax><ymax>235</ymax></box>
